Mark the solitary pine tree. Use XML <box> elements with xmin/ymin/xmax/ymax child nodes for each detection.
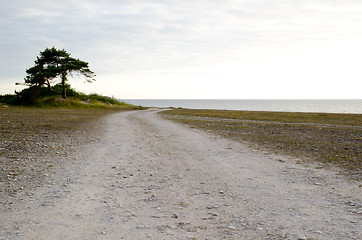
<box><xmin>22</xmin><ymin>47</ymin><xmax>95</xmax><ymax>99</ymax></box>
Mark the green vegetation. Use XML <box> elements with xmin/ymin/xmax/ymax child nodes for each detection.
<box><xmin>0</xmin><ymin>85</ymin><xmax>143</xmax><ymax>110</ymax></box>
<box><xmin>1</xmin><ymin>47</ymin><xmax>143</xmax><ymax>110</ymax></box>
<box><xmin>161</xmin><ymin>109</ymin><xmax>362</xmax><ymax>178</ymax></box>
<box><xmin>21</xmin><ymin>47</ymin><xmax>95</xmax><ymax>99</ymax></box>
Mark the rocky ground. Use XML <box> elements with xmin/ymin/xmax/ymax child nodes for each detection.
<box><xmin>1</xmin><ymin>109</ymin><xmax>361</xmax><ymax>239</ymax></box>
<box><xmin>0</xmin><ymin>107</ymin><xmax>109</xmax><ymax>202</ymax></box>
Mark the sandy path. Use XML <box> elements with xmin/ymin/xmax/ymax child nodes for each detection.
<box><xmin>1</xmin><ymin>109</ymin><xmax>361</xmax><ymax>239</ymax></box>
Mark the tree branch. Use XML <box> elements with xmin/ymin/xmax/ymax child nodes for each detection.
<box><xmin>46</xmin><ymin>79</ymin><xmax>61</xmax><ymax>95</ymax></box>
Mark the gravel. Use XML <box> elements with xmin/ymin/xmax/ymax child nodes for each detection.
<box><xmin>1</xmin><ymin>109</ymin><xmax>361</xmax><ymax>239</ymax></box>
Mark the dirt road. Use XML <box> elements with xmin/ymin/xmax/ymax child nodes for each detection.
<box><xmin>1</xmin><ymin>109</ymin><xmax>361</xmax><ymax>239</ymax></box>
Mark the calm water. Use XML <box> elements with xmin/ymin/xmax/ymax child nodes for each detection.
<box><xmin>123</xmin><ymin>99</ymin><xmax>362</xmax><ymax>114</ymax></box>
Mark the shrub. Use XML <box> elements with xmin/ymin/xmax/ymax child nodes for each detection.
<box><xmin>0</xmin><ymin>85</ymin><xmax>127</xmax><ymax>108</ymax></box>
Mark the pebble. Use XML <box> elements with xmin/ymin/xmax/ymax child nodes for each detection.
<box><xmin>207</xmin><ymin>205</ymin><xmax>219</xmax><ymax>209</ymax></box>
<box><xmin>208</xmin><ymin>212</ymin><xmax>218</xmax><ymax>216</ymax></box>
<box><xmin>178</xmin><ymin>221</ymin><xmax>190</xmax><ymax>226</ymax></box>
<box><xmin>200</xmin><ymin>192</ymin><xmax>210</xmax><ymax>195</ymax></box>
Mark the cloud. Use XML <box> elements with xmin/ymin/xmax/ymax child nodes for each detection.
<box><xmin>1</xmin><ymin>0</ymin><xmax>362</xmax><ymax>98</ymax></box>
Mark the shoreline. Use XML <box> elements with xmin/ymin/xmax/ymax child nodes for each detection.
<box><xmin>124</xmin><ymin>99</ymin><xmax>362</xmax><ymax>114</ymax></box>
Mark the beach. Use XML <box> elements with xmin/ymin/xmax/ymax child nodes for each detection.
<box><xmin>1</xmin><ymin>109</ymin><xmax>361</xmax><ymax>239</ymax></box>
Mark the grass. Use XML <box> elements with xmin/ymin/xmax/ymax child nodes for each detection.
<box><xmin>163</xmin><ymin>108</ymin><xmax>362</xmax><ymax>126</ymax></box>
<box><xmin>161</xmin><ymin>109</ymin><xmax>362</xmax><ymax>179</ymax></box>
<box><xmin>30</xmin><ymin>96</ymin><xmax>144</xmax><ymax>110</ymax></box>
<box><xmin>0</xmin><ymin>85</ymin><xmax>145</xmax><ymax>110</ymax></box>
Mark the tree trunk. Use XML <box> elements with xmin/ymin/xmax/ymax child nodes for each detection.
<box><xmin>46</xmin><ymin>79</ymin><xmax>62</xmax><ymax>95</ymax></box>
<box><xmin>61</xmin><ymin>72</ymin><xmax>67</xmax><ymax>99</ymax></box>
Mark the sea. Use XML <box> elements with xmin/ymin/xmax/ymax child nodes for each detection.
<box><xmin>122</xmin><ymin>99</ymin><xmax>362</xmax><ymax>114</ymax></box>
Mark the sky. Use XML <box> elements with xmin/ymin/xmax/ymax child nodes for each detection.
<box><xmin>1</xmin><ymin>0</ymin><xmax>362</xmax><ymax>99</ymax></box>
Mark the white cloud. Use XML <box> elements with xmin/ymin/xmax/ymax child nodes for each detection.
<box><xmin>1</xmin><ymin>0</ymin><xmax>362</xmax><ymax>98</ymax></box>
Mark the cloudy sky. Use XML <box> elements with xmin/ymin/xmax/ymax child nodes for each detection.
<box><xmin>1</xmin><ymin>0</ymin><xmax>362</xmax><ymax>99</ymax></box>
